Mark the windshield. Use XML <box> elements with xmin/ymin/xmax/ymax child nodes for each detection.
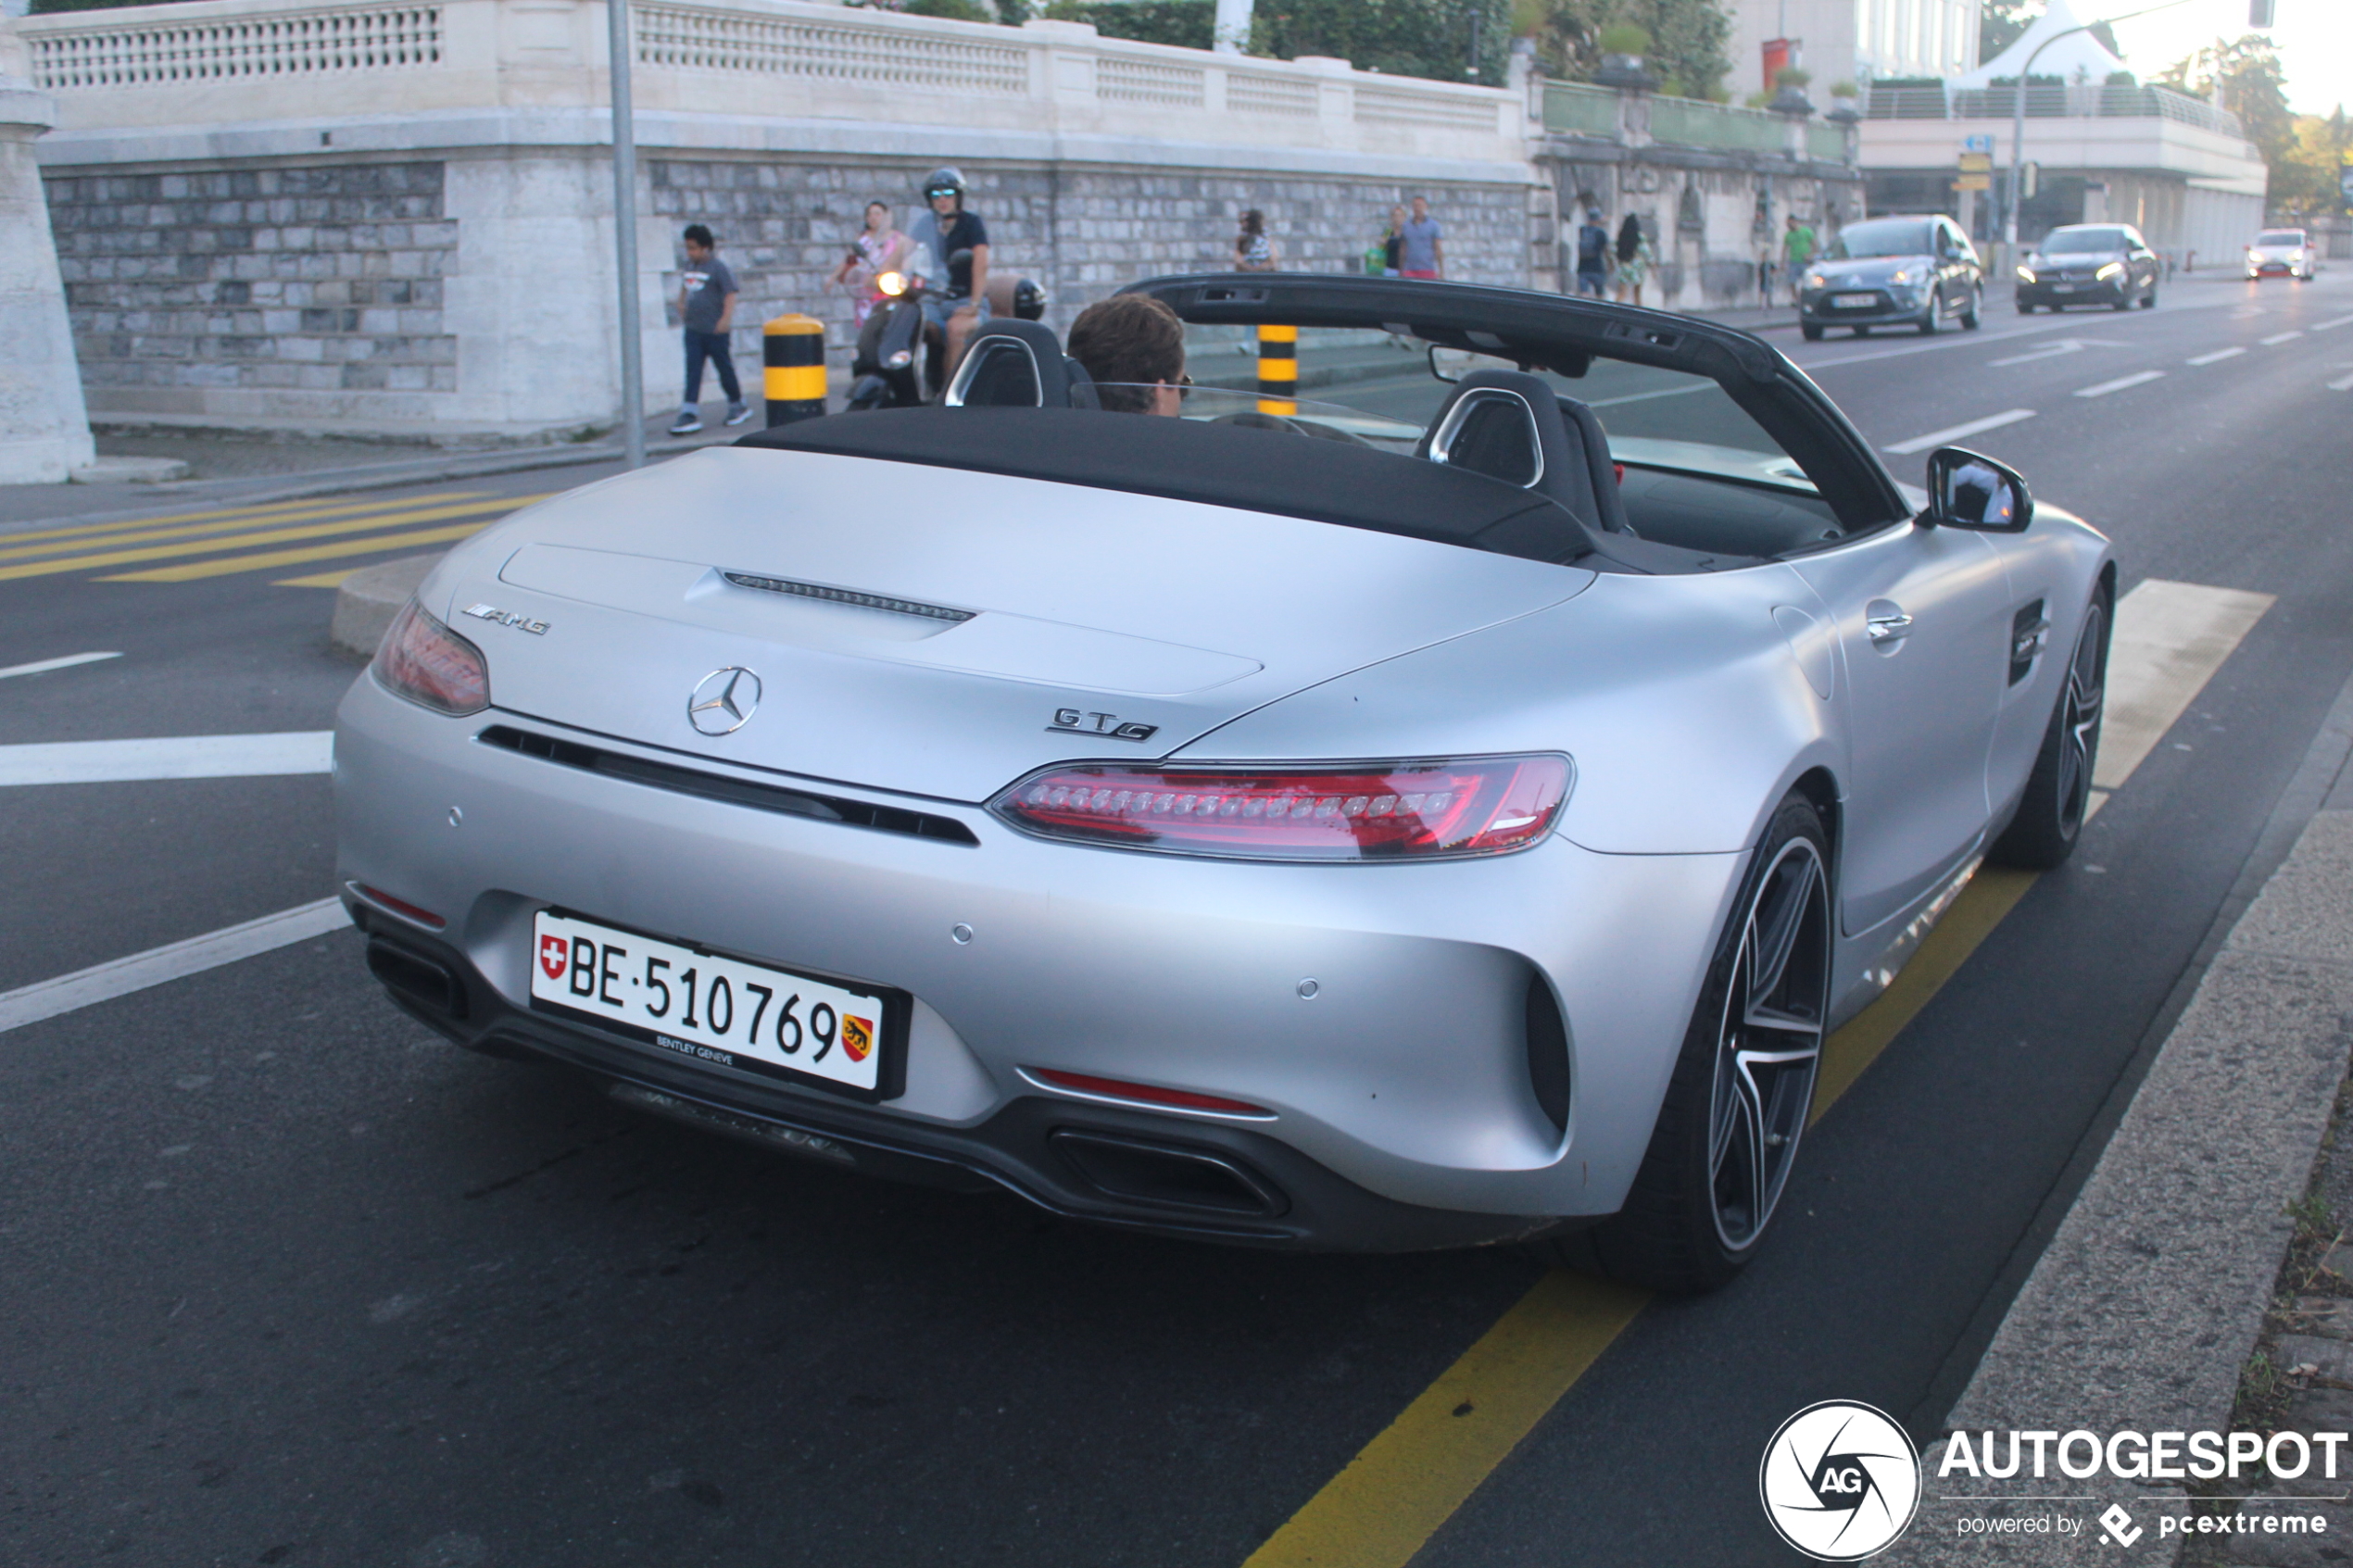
<box><xmin>1824</xmin><ymin>220</ymin><xmax>1933</xmax><ymax>259</ymax></box>
<box><xmin>1170</xmin><ymin>327</ymin><xmax>1814</xmax><ymax>495</ymax></box>
<box><xmin>2256</xmin><ymin>231</ymin><xmax>2305</xmax><ymax>245</ymax></box>
<box><xmin>2043</xmin><ymin>227</ymin><xmax>2128</xmax><ymax>254</ymax></box>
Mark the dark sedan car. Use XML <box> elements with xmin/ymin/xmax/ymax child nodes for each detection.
<box><xmin>2016</xmin><ymin>223</ymin><xmax>2161</xmax><ymax>312</ymax></box>
<box><xmin>1798</xmin><ymin>214</ymin><xmax>1984</xmax><ymax>340</ymax></box>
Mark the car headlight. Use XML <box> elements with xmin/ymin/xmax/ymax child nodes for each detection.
<box><xmin>2095</xmin><ymin>261</ymin><xmax>2125</xmax><ymax>281</ymax></box>
<box><xmin>1887</xmin><ymin>269</ymin><xmax>1915</xmax><ymax>286</ymax></box>
<box><xmin>371</xmin><ymin>597</ymin><xmax>488</xmax><ymax>717</ymax></box>
<box><xmin>2016</xmin><ymin>265</ymin><xmax>2037</xmax><ymax>282</ymax></box>
<box><xmin>1803</xmin><ymin>271</ymin><xmax>1827</xmax><ymax>290</ymax></box>
<box><xmin>990</xmin><ymin>755</ymin><xmax>1573</xmax><ymax>861</ymax></box>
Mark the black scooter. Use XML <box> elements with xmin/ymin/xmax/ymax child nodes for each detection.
<box><xmin>844</xmin><ymin>253</ymin><xmax>1049</xmax><ymax>411</ymax></box>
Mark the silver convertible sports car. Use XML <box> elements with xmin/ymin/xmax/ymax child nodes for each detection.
<box><xmin>335</xmin><ymin>274</ymin><xmax>2112</xmax><ymax>1291</ymax></box>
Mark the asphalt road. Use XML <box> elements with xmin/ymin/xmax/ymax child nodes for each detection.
<box><xmin>4</xmin><ymin>270</ymin><xmax>2350</xmax><ymax>1567</ymax></box>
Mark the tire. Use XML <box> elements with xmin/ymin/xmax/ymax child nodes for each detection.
<box><xmin>1917</xmin><ymin>300</ymin><xmax>1942</xmax><ymax>335</ymax></box>
<box><xmin>1539</xmin><ymin>796</ymin><xmax>1833</xmax><ymax>1293</ymax></box>
<box><xmin>1989</xmin><ymin>590</ymin><xmax>2111</xmax><ymax>870</ymax></box>
<box><xmin>1961</xmin><ymin>287</ymin><xmax>1982</xmax><ymax>330</ymax></box>
<box><xmin>1853</xmin><ymin>326</ymin><xmax>1870</xmax><ymax>338</ymax></box>
<box><xmin>2110</xmin><ymin>292</ymin><xmax>2133</xmax><ymax>312</ymax></box>
<box><xmin>2018</xmin><ymin>300</ymin><xmax>2036</xmax><ymax>314</ymax></box>
<box><xmin>1801</xmin><ymin>322</ymin><xmax>1824</xmax><ymax>342</ymax></box>
<box><xmin>2139</xmin><ymin>286</ymin><xmax>2158</xmax><ymax>309</ymax></box>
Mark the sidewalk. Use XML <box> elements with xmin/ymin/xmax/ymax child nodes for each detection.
<box><xmin>1882</xmin><ymin>668</ymin><xmax>2353</xmax><ymax>1566</ymax></box>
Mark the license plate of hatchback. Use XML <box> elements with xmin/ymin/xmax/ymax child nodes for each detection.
<box><xmin>530</xmin><ymin>909</ymin><xmax>897</xmax><ymax>1098</ymax></box>
<box><xmin>1831</xmin><ymin>293</ymin><xmax>1877</xmax><ymax>308</ymax></box>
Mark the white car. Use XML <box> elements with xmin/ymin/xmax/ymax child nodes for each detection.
<box><xmin>2246</xmin><ymin>229</ymin><xmax>2317</xmax><ymax>281</ymax></box>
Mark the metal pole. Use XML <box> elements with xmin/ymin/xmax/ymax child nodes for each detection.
<box><xmin>2003</xmin><ymin>0</ymin><xmax>2197</xmax><ymax>250</ymax></box>
<box><xmin>607</xmin><ymin>0</ymin><xmax>645</xmax><ymax>470</ymax></box>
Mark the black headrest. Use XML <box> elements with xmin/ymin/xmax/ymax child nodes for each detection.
<box><xmin>946</xmin><ymin>320</ymin><xmax>1098</xmax><ymax>409</ymax></box>
<box><xmin>1416</xmin><ymin>370</ymin><xmax>1627</xmax><ymax>535</ymax></box>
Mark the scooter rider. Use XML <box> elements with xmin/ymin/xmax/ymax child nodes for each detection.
<box><xmin>906</xmin><ymin>167</ymin><xmax>990</xmax><ymax>377</ymax></box>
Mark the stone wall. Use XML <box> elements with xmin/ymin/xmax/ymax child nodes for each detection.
<box><xmin>644</xmin><ymin>157</ymin><xmax>1533</xmax><ymax>380</ymax></box>
<box><xmin>44</xmin><ymin>160</ymin><xmax>457</xmax><ymax>415</ymax></box>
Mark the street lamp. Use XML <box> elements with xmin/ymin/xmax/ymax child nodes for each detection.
<box><xmin>608</xmin><ymin>0</ymin><xmax>645</xmax><ymax>470</ymax></box>
<box><xmin>2002</xmin><ymin>0</ymin><xmax>2199</xmax><ymax>250</ymax></box>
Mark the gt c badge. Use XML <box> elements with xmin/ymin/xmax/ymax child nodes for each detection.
<box><xmin>538</xmin><ymin>934</ymin><xmax>569</xmax><ymax>981</ymax></box>
<box><xmin>1048</xmin><ymin>708</ymin><xmax>1159</xmax><ymax>744</ymax></box>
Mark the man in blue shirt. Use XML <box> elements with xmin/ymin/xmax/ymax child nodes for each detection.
<box><xmin>905</xmin><ymin>168</ymin><xmax>991</xmax><ymax>376</ymax></box>
<box><xmin>1575</xmin><ymin>208</ymin><xmax>1610</xmax><ymax>296</ymax></box>
<box><xmin>1399</xmin><ymin>195</ymin><xmax>1444</xmax><ymax>280</ymax></box>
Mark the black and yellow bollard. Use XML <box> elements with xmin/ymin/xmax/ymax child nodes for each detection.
<box><xmin>1256</xmin><ymin>323</ymin><xmax>1298</xmax><ymax>417</ymax></box>
<box><xmin>763</xmin><ymin>314</ymin><xmax>826</xmax><ymax>426</ymax></box>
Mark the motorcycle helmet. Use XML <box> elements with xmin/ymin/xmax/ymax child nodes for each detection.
<box><xmin>922</xmin><ymin>167</ymin><xmax>968</xmax><ymax>207</ymax></box>
<box><xmin>1012</xmin><ymin>276</ymin><xmax>1049</xmax><ymax>321</ymax></box>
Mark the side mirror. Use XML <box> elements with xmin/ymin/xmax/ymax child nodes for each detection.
<box><xmin>1922</xmin><ymin>447</ymin><xmax>2032</xmax><ymax>533</ymax></box>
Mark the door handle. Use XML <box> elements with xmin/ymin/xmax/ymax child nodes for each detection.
<box><xmin>1866</xmin><ymin>609</ymin><xmax>1914</xmax><ymax>644</ymax></box>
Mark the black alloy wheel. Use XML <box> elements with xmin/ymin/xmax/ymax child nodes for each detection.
<box><xmin>1991</xmin><ymin>592</ymin><xmax>2110</xmax><ymax>869</ymax></box>
<box><xmin>1547</xmin><ymin>796</ymin><xmax>1833</xmax><ymax>1292</ymax></box>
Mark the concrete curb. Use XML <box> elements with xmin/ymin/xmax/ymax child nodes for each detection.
<box><xmin>1879</xmin><ymin>688</ymin><xmax>2353</xmax><ymax>1565</ymax></box>
<box><xmin>330</xmin><ymin>553</ymin><xmax>441</xmax><ymax>660</ymax></box>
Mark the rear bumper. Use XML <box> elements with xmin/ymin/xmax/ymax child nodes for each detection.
<box><xmin>333</xmin><ymin>674</ymin><xmax>1744</xmax><ymax>1246</ymax></box>
<box><xmin>357</xmin><ymin>909</ymin><xmax>1561</xmax><ymax>1251</ymax></box>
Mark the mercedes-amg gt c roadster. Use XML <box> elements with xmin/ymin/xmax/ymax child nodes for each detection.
<box><xmin>335</xmin><ymin>274</ymin><xmax>2111</xmax><ymax>1290</ymax></box>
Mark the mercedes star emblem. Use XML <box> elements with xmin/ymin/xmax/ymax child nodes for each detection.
<box><xmin>688</xmin><ymin>667</ymin><xmax>761</xmax><ymax>735</ymax></box>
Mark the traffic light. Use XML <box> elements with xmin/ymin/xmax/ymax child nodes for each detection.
<box><xmin>2250</xmin><ymin>1</ymin><xmax>2274</xmax><ymax>26</ymax></box>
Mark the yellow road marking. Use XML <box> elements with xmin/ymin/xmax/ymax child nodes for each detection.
<box><xmin>0</xmin><ymin>492</ymin><xmax>490</xmax><ymax>563</ymax></box>
<box><xmin>0</xmin><ymin>495</ymin><xmax>549</xmax><ymax>583</ymax></box>
<box><xmin>1242</xmin><ymin>578</ymin><xmax>2276</xmax><ymax>1568</ymax></box>
<box><xmin>100</xmin><ymin>522</ymin><xmax>495</xmax><ymax>582</ymax></box>
<box><xmin>0</xmin><ymin>491</ymin><xmax>485</xmax><ymax>549</ymax></box>
<box><xmin>272</xmin><ymin>567</ymin><xmax>367</xmax><ymax>589</ymax></box>
<box><xmin>1242</xmin><ymin>1273</ymin><xmax>1647</xmax><ymax>1568</ymax></box>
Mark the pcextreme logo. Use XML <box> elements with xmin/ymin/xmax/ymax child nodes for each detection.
<box><xmin>1759</xmin><ymin>1400</ymin><xmax>1923</xmax><ymax>1561</ymax></box>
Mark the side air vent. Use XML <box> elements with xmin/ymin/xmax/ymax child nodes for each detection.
<box><xmin>722</xmin><ymin>572</ymin><xmax>975</xmax><ymax>624</ymax></box>
<box><xmin>476</xmin><ymin>726</ymin><xmax>979</xmax><ymax>846</ymax></box>
<box><xmin>1525</xmin><ymin>972</ymin><xmax>1571</xmax><ymax>1134</ymax></box>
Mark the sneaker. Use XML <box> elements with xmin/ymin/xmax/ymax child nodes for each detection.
<box><xmin>724</xmin><ymin>402</ymin><xmax>752</xmax><ymax>427</ymax></box>
<box><xmin>667</xmin><ymin>411</ymin><xmax>702</xmax><ymax>435</ymax></box>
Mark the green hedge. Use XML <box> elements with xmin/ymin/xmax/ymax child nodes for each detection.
<box><xmin>1252</xmin><ymin>0</ymin><xmax>1512</xmax><ymax>84</ymax></box>
<box><xmin>1041</xmin><ymin>1</ymin><xmax>1214</xmax><ymax>49</ymax></box>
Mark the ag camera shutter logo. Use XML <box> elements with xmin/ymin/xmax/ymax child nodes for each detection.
<box><xmin>1759</xmin><ymin>1400</ymin><xmax>1922</xmax><ymax>1561</ymax></box>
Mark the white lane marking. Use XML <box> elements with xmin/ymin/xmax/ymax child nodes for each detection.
<box><xmin>0</xmin><ymin>651</ymin><xmax>121</xmax><ymax>681</ymax></box>
<box><xmin>1883</xmin><ymin>408</ymin><xmax>2039</xmax><ymax>454</ymax></box>
<box><xmin>2185</xmin><ymin>347</ymin><xmax>2246</xmax><ymax>366</ymax></box>
<box><xmin>1585</xmin><ymin>383</ymin><xmax>1710</xmax><ymax>409</ymax></box>
<box><xmin>2095</xmin><ymin>580</ymin><xmax>2275</xmax><ymax>792</ymax></box>
<box><xmin>2261</xmin><ymin>330</ymin><xmax>2306</xmax><ymax>345</ymax></box>
<box><xmin>2231</xmin><ymin>306</ymin><xmax>2268</xmax><ymax>318</ymax></box>
<box><xmin>0</xmin><ymin>897</ymin><xmax>351</xmax><ymax>1036</ymax></box>
<box><xmin>1987</xmin><ymin>338</ymin><xmax>2101</xmax><ymax>368</ymax></box>
<box><xmin>2328</xmin><ymin>372</ymin><xmax>2353</xmax><ymax>393</ymax></box>
<box><xmin>0</xmin><ymin>731</ymin><xmax>333</xmax><ymax>786</ymax></box>
<box><xmin>2314</xmin><ymin>314</ymin><xmax>2353</xmax><ymax>332</ymax></box>
<box><xmin>1794</xmin><ymin>293</ymin><xmax>2252</xmax><ymax>372</ymax></box>
<box><xmin>2073</xmin><ymin>370</ymin><xmax>2167</xmax><ymax>398</ymax></box>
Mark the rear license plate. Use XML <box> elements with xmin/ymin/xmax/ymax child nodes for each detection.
<box><xmin>531</xmin><ymin>909</ymin><xmax>898</xmax><ymax>1098</ymax></box>
<box><xmin>1831</xmin><ymin>293</ymin><xmax>1876</xmax><ymax>308</ymax></box>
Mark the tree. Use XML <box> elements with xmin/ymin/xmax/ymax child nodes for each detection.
<box><xmin>1252</xmin><ymin>0</ymin><xmax>1515</xmax><ymax>85</ymax></box>
<box><xmin>2158</xmin><ymin>34</ymin><xmax>2304</xmax><ymax>207</ymax></box>
<box><xmin>1510</xmin><ymin>0</ymin><xmax>1732</xmax><ymax>101</ymax></box>
<box><xmin>1980</xmin><ymin>0</ymin><xmax>2040</xmax><ymax>64</ymax></box>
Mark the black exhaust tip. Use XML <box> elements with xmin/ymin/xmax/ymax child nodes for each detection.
<box><xmin>1051</xmin><ymin>1130</ymin><xmax>1288</xmax><ymax>1217</ymax></box>
<box><xmin>366</xmin><ymin>937</ymin><xmax>467</xmax><ymax>1018</ymax></box>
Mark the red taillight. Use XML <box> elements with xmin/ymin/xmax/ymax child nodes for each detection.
<box><xmin>371</xmin><ymin>597</ymin><xmax>488</xmax><ymax>716</ymax></box>
<box><xmin>356</xmin><ymin>884</ymin><xmax>447</xmax><ymax>930</ymax></box>
<box><xmin>989</xmin><ymin>755</ymin><xmax>1571</xmax><ymax>861</ymax></box>
<box><xmin>1027</xmin><ymin>1069</ymin><xmax>1270</xmax><ymax>1116</ymax></box>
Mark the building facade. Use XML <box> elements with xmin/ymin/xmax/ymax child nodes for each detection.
<box><xmin>1724</xmin><ymin>0</ymin><xmax>1982</xmax><ymax>103</ymax></box>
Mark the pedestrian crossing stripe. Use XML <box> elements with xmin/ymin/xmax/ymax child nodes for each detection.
<box><xmin>0</xmin><ymin>491</ymin><xmax>485</xmax><ymax>550</ymax></box>
<box><xmin>0</xmin><ymin>492</ymin><xmax>490</xmax><ymax>564</ymax></box>
<box><xmin>0</xmin><ymin>493</ymin><xmax>554</xmax><ymax>583</ymax></box>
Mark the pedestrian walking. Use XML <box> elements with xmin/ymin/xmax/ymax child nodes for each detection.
<box><xmin>1380</xmin><ymin>204</ymin><xmax>1407</xmax><ymax>276</ymax></box>
<box><xmin>671</xmin><ymin>223</ymin><xmax>747</xmax><ymax>435</ymax></box>
<box><xmin>1233</xmin><ymin>209</ymin><xmax>1279</xmax><ymax>272</ymax></box>
<box><xmin>1399</xmin><ymin>194</ymin><xmax>1444</xmax><ymax>280</ymax></box>
<box><xmin>1574</xmin><ymin>207</ymin><xmax>1611</xmax><ymax>297</ymax></box>
<box><xmin>1782</xmin><ymin>214</ymin><xmax>1817</xmax><ymax>306</ymax></box>
<box><xmin>1612</xmin><ymin>215</ymin><xmax>1655</xmax><ymax>307</ymax></box>
<box><xmin>831</xmin><ymin>200</ymin><xmax>912</xmax><ymax>329</ymax></box>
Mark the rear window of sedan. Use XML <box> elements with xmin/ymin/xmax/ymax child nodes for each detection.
<box><xmin>1823</xmin><ymin>220</ymin><xmax>1933</xmax><ymax>258</ymax></box>
<box><xmin>2043</xmin><ymin>227</ymin><xmax>2130</xmax><ymax>253</ymax></box>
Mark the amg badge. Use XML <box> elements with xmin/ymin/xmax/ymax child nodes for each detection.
<box><xmin>460</xmin><ymin>603</ymin><xmax>549</xmax><ymax>635</ymax></box>
<box><xmin>1048</xmin><ymin>708</ymin><xmax>1159</xmax><ymax>744</ymax></box>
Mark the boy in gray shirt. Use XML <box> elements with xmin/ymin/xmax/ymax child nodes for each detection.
<box><xmin>672</xmin><ymin>224</ymin><xmax>748</xmax><ymax>434</ymax></box>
